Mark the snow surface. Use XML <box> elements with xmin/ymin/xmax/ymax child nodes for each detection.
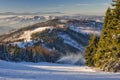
<box><xmin>11</xmin><ymin>41</ymin><xmax>35</xmax><ymax>48</ymax></box>
<box><xmin>69</xmin><ymin>25</ymin><xmax>101</xmax><ymax>35</ymax></box>
<box><xmin>12</xmin><ymin>27</ymin><xmax>53</xmax><ymax>48</ymax></box>
<box><xmin>57</xmin><ymin>54</ymin><xmax>85</xmax><ymax>65</ymax></box>
<box><xmin>0</xmin><ymin>60</ymin><xmax>120</xmax><ymax>80</ymax></box>
<box><xmin>19</xmin><ymin>26</ymin><xmax>52</xmax><ymax>42</ymax></box>
<box><xmin>59</xmin><ymin>33</ymin><xmax>84</xmax><ymax>52</ymax></box>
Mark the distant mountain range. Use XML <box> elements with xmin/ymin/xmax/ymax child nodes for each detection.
<box><xmin>0</xmin><ymin>12</ymin><xmax>63</xmax><ymax>15</ymax></box>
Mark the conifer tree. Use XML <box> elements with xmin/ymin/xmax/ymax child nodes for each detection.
<box><xmin>110</xmin><ymin>0</ymin><xmax>120</xmax><ymax>28</ymax></box>
<box><xmin>85</xmin><ymin>0</ymin><xmax>120</xmax><ymax>72</ymax></box>
<box><xmin>94</xmin><ymin>0</ymin><xmax>120</xmax><ymax>72</ymax></box>
<box><xmin>85</xmin><ymin>35</ymin><xmax>99</xmax><ymax>67</ymax></box>
<box><xmin>104</xmin><ymin>8</ymin><xmax>112</xmax><ymax>28</ymax></box>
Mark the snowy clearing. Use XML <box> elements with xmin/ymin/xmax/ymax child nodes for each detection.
<box><xmin>0</xmin><ymin>60</ymin><xmax>120</xmax><ymax>80</ymax></box>
<box><xmin>10</xmin><ymin>26</ymin><xmax>53</xmax><ymax>48</ymax></box>
<box><xmin>69</xmin><ymin>25</ymin><xmax>101</xmax><ymax>35</ymax></box>
<box><xmin>59</xmin><ymin>33</ymin><xmax>84</xmax><ymax>52</ymax></box>
<box><xmin>18</xmin><ymin>26</ymin><xmax>52</xmax><ymax>42</ymax></box>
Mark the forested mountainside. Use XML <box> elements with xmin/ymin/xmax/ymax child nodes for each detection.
<box><xmin>85</xmin><ymin>0</ymin><xmax>120</xmax><ymax>72</ymax></box>
<box><xmin>0</xmin><ymin>18</ymin><xmax>103</xmax><ymax>63</ymax></box>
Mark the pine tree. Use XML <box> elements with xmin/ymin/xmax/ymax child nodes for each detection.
<box><xmin>12</xmin><ymin>45</ymin><xmax>21</xmax><ymax>61</ymax></box>
<box><xmin>104</xmin><ymin>8</ymin><xmax>112</xmax><ymax>28</ymax></box>
<box><xmin>85</xmin><ymin>0</ymin><xmax>120</xmax><ymax>72</ymax></box>
<box><xmin>94</xmin><ymin>0</ymin><xmax>120</xmax><ymax>72</ymax></box>
<box><xmin>110</xmin><ymin>0</ymin><xmax>120</xmax><ymax>29</ymax></box>
<box><xmin>85</xmin><ymin>35</ymin><xmax>99</xmax><ymax>67</ymax></box>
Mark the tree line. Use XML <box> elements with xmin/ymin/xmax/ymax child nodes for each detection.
<box><xmin>0</xmin><ymin>43</ymin><xmax>60</xmax><ymax>63</ymax></box>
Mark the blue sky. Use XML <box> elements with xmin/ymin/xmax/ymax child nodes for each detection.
<box><xmin>0</xmin><ymin>0</ymin><xmax>111</xmax><ymax>15</ymax></box>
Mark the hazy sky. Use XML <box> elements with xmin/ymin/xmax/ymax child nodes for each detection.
<box><xmin>0</xmin><ymin>0</ymin><xmax>111</xmax><ymax>15</ymax></box>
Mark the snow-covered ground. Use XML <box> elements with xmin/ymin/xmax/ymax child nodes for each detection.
<box><xmin>59</xmin><ymin>33</ymin><xmax>84</xmax><ymax>52</ymax></box>
<box><xmin>69</xmin><ymin>25</ymin><xmax>101</xmax><ymax>35</ymax></box>
<box><xmin>11</xmin><ymin>41</ymin><xmax>34</xmax><ymax>48</ymax></box>
<box><xmin>19</xmin><ymin>26</ymin><xmax>52</xmax><ymax>42</ymax></box>
<box><xmin>11</xmin><ymin>26</ymin><xmax>53</xmax><ymax>48</ymax></box>
<box><xmin>0</xmin><ymin>60</ymin><xmax>120</xmax><ymax>80</ymax></box>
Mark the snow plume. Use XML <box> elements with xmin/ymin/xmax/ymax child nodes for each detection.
<box><xmin>57</xmin><ymin>53</ymin><xmax>85</xmax><ymax>66</ymax></box>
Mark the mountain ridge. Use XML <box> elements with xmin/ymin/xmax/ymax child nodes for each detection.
<box><xmin>0</xmin><ymin>18</ymin><xmax>103</xmax><ymax>64</ymax></box>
